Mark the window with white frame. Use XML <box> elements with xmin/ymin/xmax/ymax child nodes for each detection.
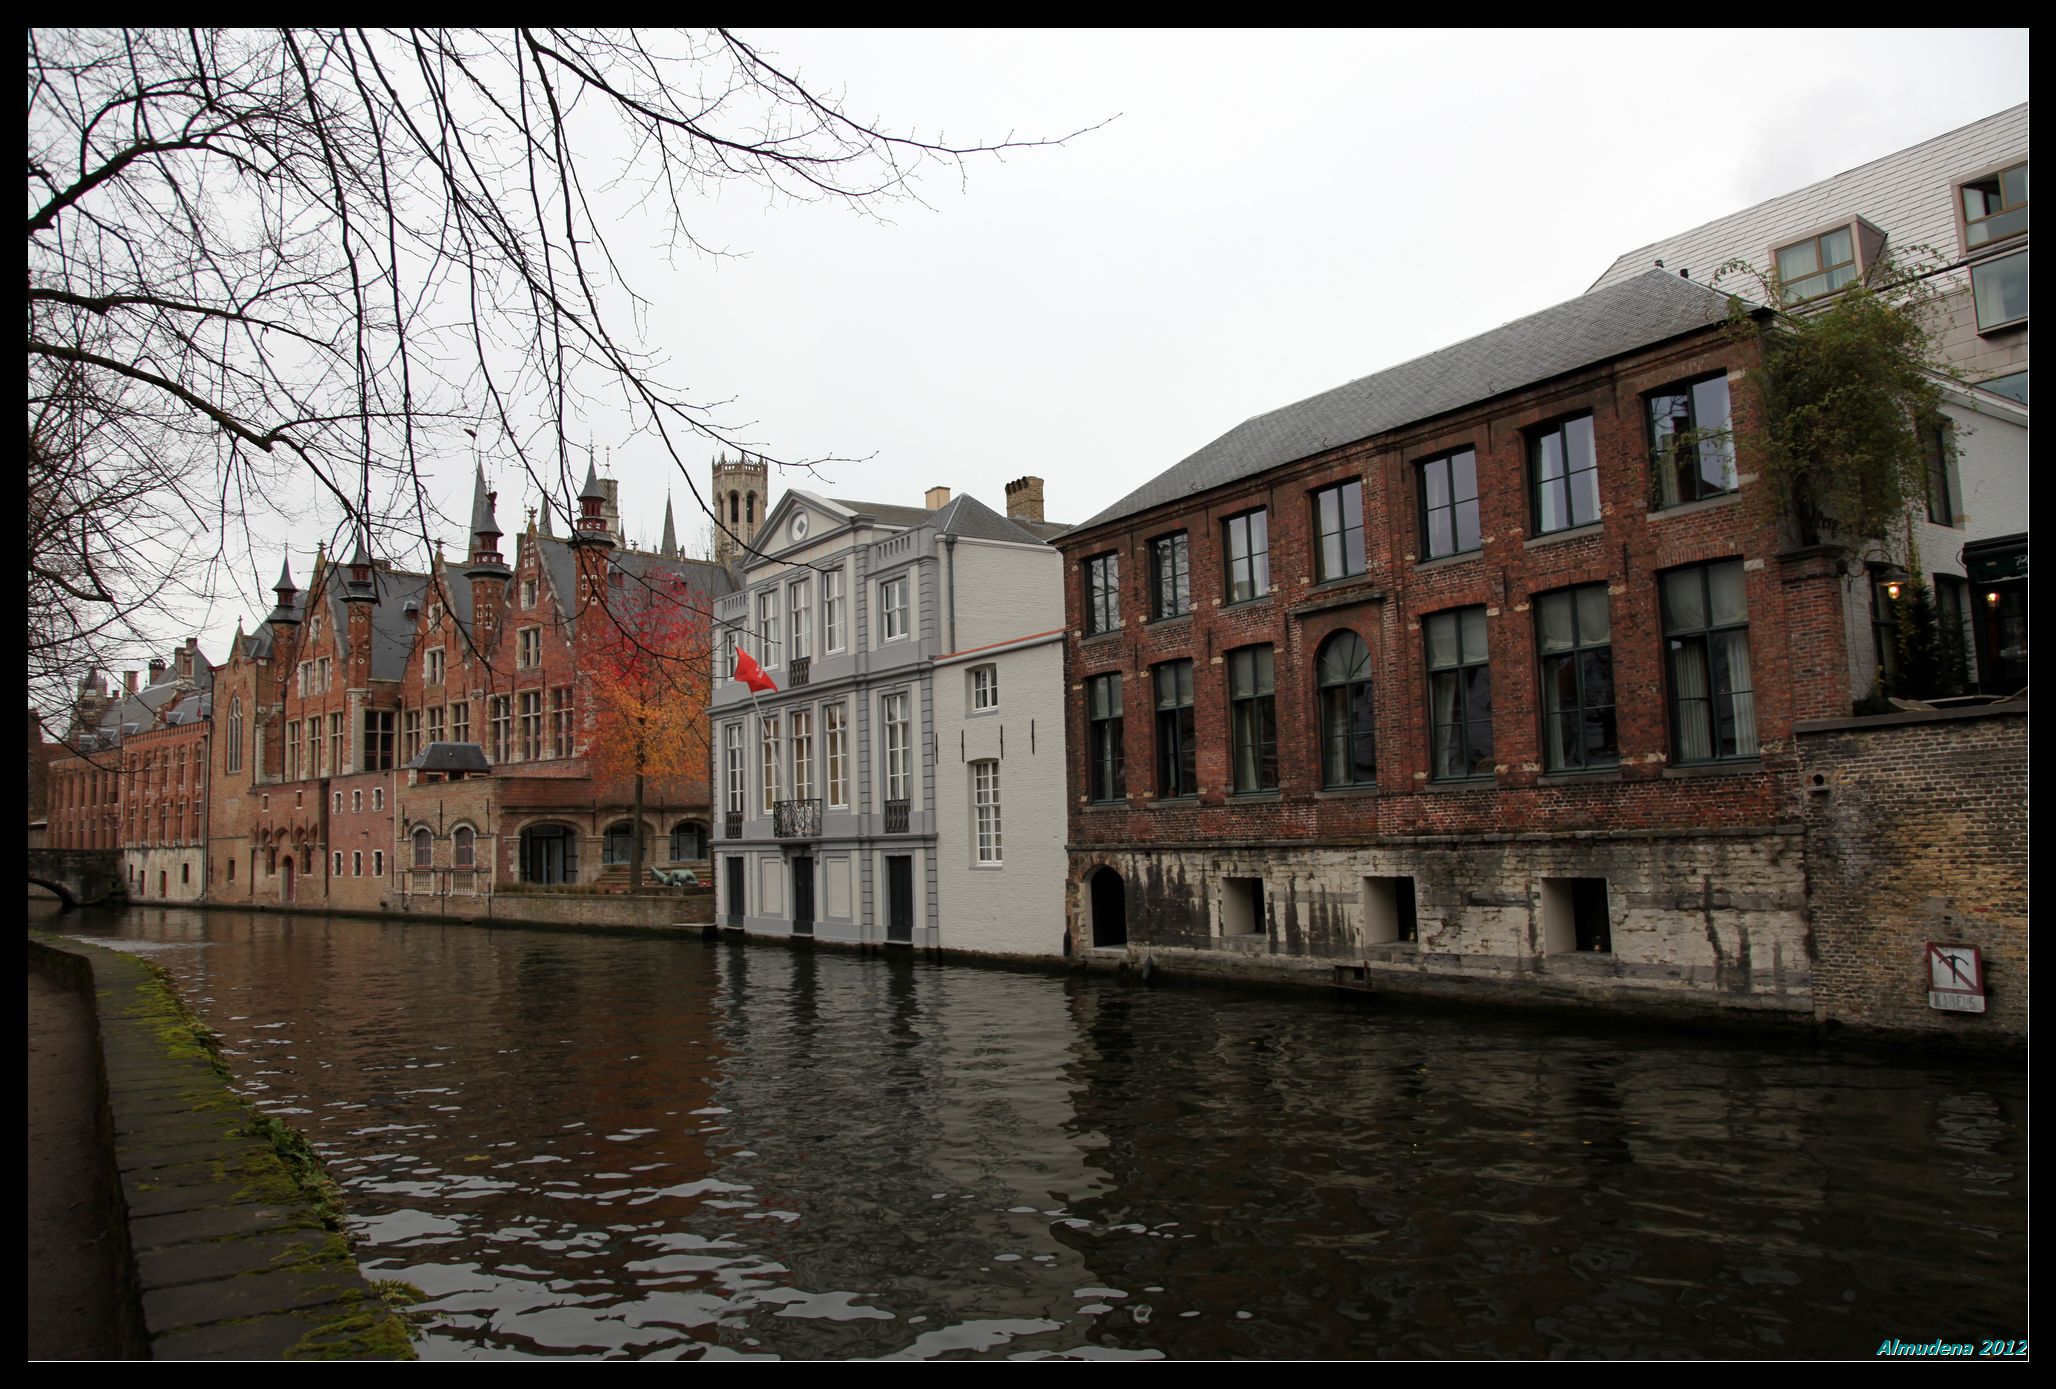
<box><xmin>372</xmin><ymin>787</ymin><xmax>383</xmax><ymax>811</ymax></box>
<box><xmin>790</xmin><ymin>581</ymin><xmax>812</xmax><ymax>663</ymax></box>
<box><xmin>760</xmin><ymin>714</ymin><xmax>781</xmax><ymax>813</ymax></box>
<box><xmin>883</xmin><ymin>692</ymin><xmax>911</xmax><ymax>801</ymax></box>
<box><xmin>427</xmin><ymin>648</ymin><xmax>446</xmax><ymax>685</ymax></box>
<box><xmin>522</xmin><ymin>577</ymin><xmax>538</xmax><ymax>609</ymax></box>
<box><xmin>519</xmin><ymin>690</ymin><xmax>543</xmax><ymax>760</ymax></box>
<box><xmin>791</xmin><ymin>709</ymin><xmax>814</xmax><ymax>801</ymax></box>
<box><xmin>823</xmin><ymin>568</ymin><xmax>846</xmax><ymax>651</ymax></box>
<box><xmin>971</xmin><ymin>664</ymin><xmax>999</xmax><ymax>712</ymax></box>
<box><xmin>725</xmin><ymin>724</ymin><xmax>746</xmax><ymax>814</ymax></box>
<box><xmin>758</xmin><ymin>590</ymin><xmax>781</xmax><ymax>667</ymax></box>
<box><xmin>372</xmin><ymin>850</ymin><xmax>384</xmax><ymax>877</ymax></box>
<box><xmin>825</xmin><ymin>704</ymin><xmax>847</xmax><ymax>806</ymax></box>
<box><xmin>517</xmin><ymin>627</ymin><xmax>542</xmax><ymax>668</ymax></box>
<box><xmin>973</xmin><ymin>760</ymin><xmax>1002</xmax><ymax>864</ymax></box>
<box><xmin>880</xmin><ymin>576</ymin><xmax>908</xmax><ymax>642</ymax></box>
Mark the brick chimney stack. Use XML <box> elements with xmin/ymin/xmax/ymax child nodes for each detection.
<box><xmin>1004</xmin><ymin>475</ymin><xmax>1046</xmax><ymax>523</ymax></box>
<box><xmin>925</xmin><ymin>486</ymin><xmax>952</xmax><ymax>511</ymax></box>
<box><xmin>124</xmin><ymin>671</ymin><xmax>139</xmax><ymax>696</ymax></box>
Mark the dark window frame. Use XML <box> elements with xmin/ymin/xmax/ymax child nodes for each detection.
<box><xmin>1311</xmin><ymin>479</ymin><xmax>1367</xmax><ymax>583</ymax></box>
<box><xmin>1087</xmin><ymin>673</ymin><xmax>1125</xmax><ymax>802</ymax></box>
<box><xmin>1535</xmin><ymin>585</ymin><xmax>1617</xmax><ymax>772</ymax></box>
<box><xmin>1425</xmin><ymin>607</ymin><xmax>1493</xmax><ymax>781</ymax></box>
<box><xmin>1316</xmin><ymin>631</ymin><xmax>1376</xmax><ymax>788</ymax></box>
<box><xmin>1661</xmin><ymin>560</ymin><xmax>1759</xmax><ymax>765</ymax></box>
<box><xmin>1084</xmin><ymin>552</ymin><xmax>1121</xmax><ymax>635</ymax></box>
<box><xmin>1647</xmin><ymin>374</ymin><xmax>1737</xmax><ymax>510</ymax></box>
<box><xmin>1153</xmin><ymin>659</ymin><xmax>1197</xmax><ymax>799</ymax></box>
<box><xmin>1149</xmin><ymin>531</ymin><xmax>1191</xmax><ymax>621</ymax></box>
<box><xmin>1226</xmin><ymin>645</ymin><xmax>1278</xmax><ymax>794</ymax></box>
<box><xmin>1221</xmin><ymin>509</ymin><xmax>1270</xmax><ymax>605</ymax></box>
<box><xmin>1417</xmin><ymin>448</ymin><xmax>1481</xmax><ymax>560</ymax></box>
<box><xmin>1922</xmin><ymin>417</ymin><xmax>1956</xmax><ymax>524</ymax></box>
<box><xmin>1529</xmin><ymin>411</ymin><xmax>1602</xmax><ymax>535</ymax></box>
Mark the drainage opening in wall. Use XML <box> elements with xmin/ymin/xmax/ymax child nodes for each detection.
<box><xmin>1364</xmin><ymin>875</ymin><xmax>1417</xmax><ymax>944</ymax></box>
<box><xmin>1542</xmin><ymin>877</ymin><xmax>1611</xmax><ymax>954</ymax></box>
<box><xmin>1221</xmin><ymin>876</ymin><xmax>1265</xmax><ymax>936</ymax></box>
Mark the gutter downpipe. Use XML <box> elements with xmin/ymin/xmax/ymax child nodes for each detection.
<box><xmin>943</xmin><ymin>534</ymin><xmax>958</xmax><ymax>654</ymax></box>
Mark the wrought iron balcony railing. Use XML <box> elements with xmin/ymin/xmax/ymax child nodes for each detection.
<box><xmin>883</xmin><ymin>799</ymin><xmax>910</xmax><ymax>834</ymax></box>
<box><xmin>773</xmin><ymin>798</ymin><xmax>822</xmax><ymax>839</ymax></box>
<box><xmin>788</xmin><ymin>656</ymin><xmax>811</xmax><ymax>688</ymax></box>
<box><xmin>724</xmin><ymin>811</ymin><xmax>743</xmax><ymax>840</ymax></box>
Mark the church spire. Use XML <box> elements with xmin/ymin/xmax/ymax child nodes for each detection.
<box><xmin>661</xmin><ymin>494</ymin><xmax>678</xmax><ymax>559</ymax></box>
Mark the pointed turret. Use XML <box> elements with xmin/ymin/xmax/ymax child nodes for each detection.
<box><xmin>571</xmin><ymin>463</ymin><xmax>615</xmax><ymax>550</ymax></box>
<box><xmin>660</xmin><ymin>494</ymin><xmax>679</xmax><ymax>559</ymax></box>
<box><xmin>266</xmin><ymin>553</ymin><xmax>302</xmax><ymax>627</ymax></box>
<box><xmin>343</xmin><ymin>531</ymin><xmax>377</xmax><ymax>605</ymax></box>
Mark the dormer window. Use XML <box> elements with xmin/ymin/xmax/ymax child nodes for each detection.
<box><xmin>1773</xmin><ymin>218</ymin><xmax>1884</xmax><ymax>304</ymax></box>
<box><xmin>1960</xmin><ymin>161</ymin><xmax>2028</xmax><ymax>250</ymax></box>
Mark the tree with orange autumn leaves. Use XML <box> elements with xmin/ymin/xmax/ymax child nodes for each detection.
<box><xmin>581</xmin><ymin>576</ymin><xmax>713</xmax><ymax>891</ymax></box>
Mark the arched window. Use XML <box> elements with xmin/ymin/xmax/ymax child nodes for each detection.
<box><xmin>1317</xmin><ymin>631</ymin><xmax>1376</xmax><ymax>787</ymax></box>
<box><xmin>412</xmin><ymin>826</ymin><xmax>433</xmax><ymax>868</ymax></box>
<box><xmin>746</xmin><ymin>492</ymin><xmax>757</xmax><ymax>525</ymax></box>
<box><xmin>520</xmin><ymin>823</ymin><xmax>578</xmax><ymax>884</ymax></box>
<box><xmin>603</xmin><ymin>821</ymin><xmax>638</xmax><ymax>865</ymax></box>
<box><xmin>670</xmin><ymin>821</ymin><xmax>706</xmax><ymax>862</ymax></box>
<box><xmin>729</xmin><ymin>491</ymin><xmax>740</xmax><ymax>524</ymax></box>
<box><xmin>454</xmin><ymin>826</ymin><xmax>476</xmax><ymax>868</ymax></box>
<box><xmin>226</xmin><ymin>697</ymin><xmax>244</xmax><ymax>773</ymax></box>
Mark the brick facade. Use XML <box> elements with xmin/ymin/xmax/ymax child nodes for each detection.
<box><xmin>1796</xmin><ymin>704</ymin><xmax>2027</xmax><ymax>1043</ymax></box>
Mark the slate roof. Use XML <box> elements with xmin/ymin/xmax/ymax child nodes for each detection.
<box><xmin>920</xmin><ymin>493</ymin><xmax>1052</xmax><ymax>547</ymax></box>
<box><xmin>820</xmin><ymin>498</ymin><xmax>938</xmax><ymax>530</ymax></box>
<box><xmin>1071</xmin><ymin>269</ymin><xmax>1739</xmax><ymax>535</ymax></box>
<box><xmin>321</xmin><ymin>564</ymin><xmax>432</xmax><ymax>682</ymax></box>
<box><xmin>1588</xmin><ymin>104</ymin><xmax>2028</xmax><ymax>295</ymax></box>
<box><xmin>407</xmin><ymin>741</ymin><xmax>492</xmax><ymax>773</ymax></box>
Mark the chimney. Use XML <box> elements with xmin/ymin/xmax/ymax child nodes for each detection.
<box><xmin>175</xmin><ymin>636</ymin><xmax>196</xmax><ymax>680</ymax></box>
<box><xmin>1004</xmin><ymin>475</ymin><xmax>1046</xmax><ymax>523</ymax></box>
<box><xmin>925</xmin><ymin>486</ymin><xmax>951</xmax><ymax>511</ymax></box>
<box><xmin>148</xmin><ymin>657</ymin><xmax>167</xmax><ymax>683</ymax></box>
<box><xmin>124</xmin><ymin>671</ymin><xmax>139</xmax><ymax>696</ymax></box>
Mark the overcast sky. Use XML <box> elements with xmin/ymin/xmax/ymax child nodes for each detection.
<box><xmin>188</xmin><ymin>27</ymin><xmax>2026</xmax><ymax>661</ymax></box>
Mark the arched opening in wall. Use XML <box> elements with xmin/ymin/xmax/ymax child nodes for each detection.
<box><xmin>158</xmin><ymin>870</ymin><xmax>167</xmax><ymax>897</ymax></box>
<box><xmin>1089</xmin><ymin>867</ymin><xmax>1127</xmax><ymax>948</ymax></box>
<box><xmin>729</xmin><ymin>491</ymin><xmax>740</xmax><ymax>525</ymax></box>
<box><xmin>521</xmin><ymin>823</ymin><xmax>579</xmax><ymax>885</ymax></box>
<box><xmin>412</xmin><ymin>826</ymin><xmax>433</xmax><ymax>869</ymax></box>
<box><xmin>453</xmin><ymin>825</ymin><xmax>477</xmax><ymax>868</ymax></box>
<box><xmin>602</xmin><ymin>820</ymin><xmax>641</xmax><ymax>867</ymax></box>
<box><xmin>746</xmin><ymin>492</ymin><xmax>756</xmax><ymax>526</ymax></box>
<box><xmin>670</xmin><ymin>821</ymin><xmax>707</xmax><ymax>862</ymax></box>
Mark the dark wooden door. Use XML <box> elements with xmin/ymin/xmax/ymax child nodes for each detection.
<box><xmin>724</xmin><ymin>857</ymin><xmax>744</xmax><ymax>926</ymax></box>
<box><xmin>886</xmin><ymin>855</ymin><xmax>913</xmax><ymax>943</ymax></box>
<box><xmin>793</xmin><ymin>856</ymin><xmax>815</xmax><ymax>935</ymax></box>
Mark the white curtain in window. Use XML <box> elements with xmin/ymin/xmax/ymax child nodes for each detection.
<box><xmin>1723</xmin><ymin>633</ymin><xmax>1759</xmax><ymax>758</ymax></box>
<box><xmin>1672</xmin><ymin>642</ymin><xmax>1713</xmax><ymax>763</ymax></box>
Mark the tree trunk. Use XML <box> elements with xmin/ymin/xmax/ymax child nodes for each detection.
<box><xmin>631</xmin><ymin>770</ymin><xmax>646</xmax><ymax>893</ymax></box>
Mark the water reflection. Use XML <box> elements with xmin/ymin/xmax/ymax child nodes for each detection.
<box><xmin>50</xmin><ymin>905</ymin><xmax>2026</xmax><ymax>1360</ymax></box>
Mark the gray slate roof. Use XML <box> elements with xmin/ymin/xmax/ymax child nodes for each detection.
<box><xmin>322</xmin><ymin>565</ymin><xmax>432</xmax><ymax>682</ymax></box>
<box><xmin>920</xmin><ymin>493</ymin><xmax>1051</xmax><ymax>547</ymax></box>
<box><xmin>821</xmin><ymin>498</ymin><xmax>937</xmax><ymax>530</ymax></box>
<box><xmin>407</xmin><ymin>741</ymin><xmax>492</xmax><ymax>773</ymax></box>
<box><xmin>1589</xmin><ymin>104</ymin><xmax>2028</xmax><ymax>295</ymax></box>
<box><xmin>1071</xmin><ymin>269</ymin><xmax>1737</xmax><ymax>534</ymax></box>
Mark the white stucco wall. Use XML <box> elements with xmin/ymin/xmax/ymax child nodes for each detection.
<box><xmin>949</xmin><ymin>539</ymin><xmax>1064</xmax><ymax>651</ymax></box>
<box><xmin>932</xmin><ymin>637</ymin><xmax>1069</xmax><ymax>957</ymax></box>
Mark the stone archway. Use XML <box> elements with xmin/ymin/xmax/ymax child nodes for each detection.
<box><xmin>1089</xmin><ymin>867</ymin><xmax>1127</xmax><ymax>949</ymax></box>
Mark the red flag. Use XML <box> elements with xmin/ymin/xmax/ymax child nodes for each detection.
<box><xmin>733</xmin><ymin>647</ymin><xmax>779</xmax><ymax>694</ymax></box>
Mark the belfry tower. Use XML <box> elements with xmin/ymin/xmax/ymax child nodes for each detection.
<box><xmin>712</xmin><ymin>451</ymin><xmax>769</xmax><ymax>565</ymax></box>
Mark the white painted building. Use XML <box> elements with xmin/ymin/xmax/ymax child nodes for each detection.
<box><xmin>709</xmin><ymin>480</ymin><xmax>1071</xmax><ymax>956</ymax></box>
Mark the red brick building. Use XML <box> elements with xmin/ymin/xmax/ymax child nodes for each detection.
<box><xmin>207</xmin><ymin>464</ymin><xmax>733</xmax><ymax>913</ymax></box>
<box><xmin>1058</xmin><ymin>270</ymin><xmax>1852</xmax><ymax>1015</ymax></box>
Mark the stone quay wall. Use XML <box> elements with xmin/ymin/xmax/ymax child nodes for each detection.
<box><xmin>1795</xmin><ymin>702</ymin><xmax>2027</xmax><ymax>1045</ymax></box>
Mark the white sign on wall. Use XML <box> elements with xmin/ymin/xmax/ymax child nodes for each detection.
<box><xmin>1926</xmin><ymin>943</ymin><xmax>1986</xmax><ymax>1014</ymax></box>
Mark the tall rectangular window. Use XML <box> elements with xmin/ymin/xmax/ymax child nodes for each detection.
<box><xmin>1923</xmin><ymin>419</ymin><xmax>1955</xmax><ymax>524</ymax></box>
<box><xmin>790</xmin><ymin>708</ymin><xmax>814</xmax><ymax>801</ymax></box>
<box><xmin>518</xmin><ymin>691</ymin><xmax>543</xmax><ymax>761</ymax></box>
<box><xmin>308</xmin><ymin>716</ymin><xmax>323</xmax><ymax>778</ymax></box>
<box><xmin>1531</xmin><ymin>413</ymin><xmax>1601</xmax><ymax>534</ymax></box>
<box><xmin>427</xmin><ymin>704</ymin><xmax>445</xmax><ymax>745</ymax></box>
<box><xmin>1087</xmin><ymin>674</ymin><xmax>1124</xmax><ymax>802</ymax></box>
<box><xmin>973</xmin><ymin>761</ymin><xmax>1002</xmax><ymax>865</ymax></box>
<box><xmin>517</xmin><ymin>627</ymin><xmax>541</xmax><ymax>669</ymax></box>
<box><xmin>881</xmin><ymin>576</ymin><xmax>908</xmax><ymax>642</ymax></box>
<box><xmin>1649</xmin><ymin>376</ymin><xmax>1736</xmax><ymax>509</ymax></box>
<box><xmin>1084</xmin><ymin>552</ymin><xmax>1120</xmax><ymax>634</ymax></box>
<box><xmin>1227</xmin><ymin>646</ymin><xmax>1277</xmax><ymax>793</ymax></box>
<box><xmin>1426</xmin><ymin>608</ymin><xmax>1493</xmax><ymax>780</ymax></box>
<box><xmin>329</xmin><ymin>713</ymin><xmax>343</xmax><ymax>773</ymax></box>
<box><xmin>971</xmin><ymin>665</ymin><xmax>999</xmax><ymax>711</ymax></box>
<box><xmin>823</xmin><ymin>569</ymin><xmax>846</xmax><ymax>651</ymax></box>
<box><xmin>825</xmin><ymin>704</ymin><xmax>848</xmax><ymax>807</ymax></box>
<box><xmin>1312</xmin><ymin>480</ymin><xmax>1366</xmax><ymax>581</ymax></box>
<box><xmin>790</xmin><ymin>581</ymin><xmax>812</xmax><ymax>663</ymax></box>
<box><xmin>551</xmin><ymin>688</ymin><xmax>574</xmax><ymax>758</ymax></box>
<box><xmin>450</xmin><ymin>701</ymin><xmax>469</xmax><ymax>746</ymax></box>
<box><xmin>1151</xmin><ymin>532</ymin><xmax>1190</xmax><ymax>620</ymax></box>
<box><xmin>403</xmin><ymin>710</ymin><xmax>422</xmax><ymax>764</ymax></box>
<box><xmin>490</xmin><ymin>695</ymin><xmax>512</xmax><ymax>763</ymax></box>
<box><xmin>1871</xmin><ymin>573</ymin><xmax>1902</xmax><ymax>687</ymax></box>
<box><xmin>760</xmin><ymin>714</ymin><xmax>781</xmax><ymax>813</ymax></box>
<box><xmin>1418</xmin><ymin>449</ymin><xmax>1480</xmax><ymax>559</ymax></box>
<box><xmin>286</xmin><ymin>720</ymin><xmax>301</xmax><ymax>781</ymax></box>
<box><xmin>758</xmin><ymin>590</ymin><xmax>781</xmax><ymax>668</ymax></box>
<box><xmin>1153</xmin><ymin>660</ymin><xmax>1196</xmax><ymax>798</ymax></box>
<box><xmin>363</xmin><ymin>710</ymin><xmax>395</xmax><ymax>772</ymax></box>
<box><xmin>725</xmin><ymin>724</ymin><xmax>746</xmax><ymax>814</ymax></box>
<box><xmin>1221</xmin><ymin>510</ymin><xmax>1269</xmax><ymax>603</ymax></box>
<box><xmin>1537</xmin><ymin>586</ymin><xmax>1616</xmax><ymax>771</ymax></box>
<box><xmin>426</xmin><ymin>648</ymin><xmax>445</xmax><ymax>684</ymax></box>
<box><xmin>882</xmin><ymin>693</ymin><xmax>910</xmax><ymax>802</ymax></box>
<box><xmin>1662</xmin><ymin>560</ymin><xmax>1758</xmax><ymax>764</ymax></box>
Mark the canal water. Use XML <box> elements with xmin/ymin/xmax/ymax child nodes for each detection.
<box><xmin>47</xmin><ymin>905</ymin><xmax>2026</xmax><ymax>1360</ymax></box>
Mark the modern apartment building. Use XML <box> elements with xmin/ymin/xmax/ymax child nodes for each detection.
<box><xmin>710</xmin><ymin>481</ymin><xmax>1068</xmax><ymax>955</ymax></box>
